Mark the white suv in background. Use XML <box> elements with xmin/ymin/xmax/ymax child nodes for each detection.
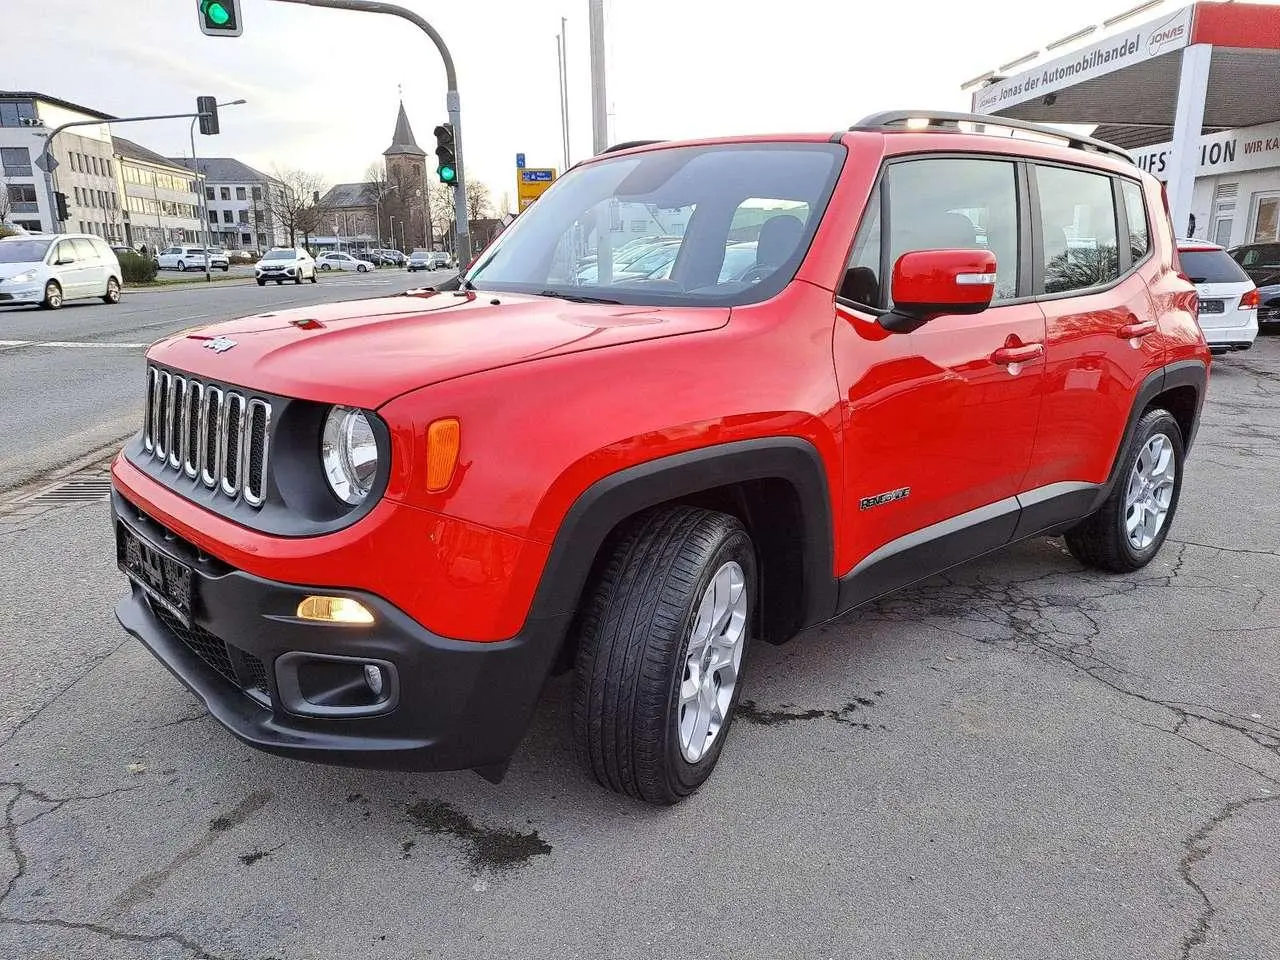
<box><xmin>254</xmin><ymin>248</ymin><xmax>317</xmax><ymax>285</ymax></box>
<box><xmin>0</xmin><ymin>233</ymin><xmax>122</xmax><ymax>309</ymax></box>
<box><xmin>1178</xmin><ymin>240</ymin><xmax>1259</xmax><ymax>354</ymax></box>
<box><xmin>155</xmin><ymin>245</ymin><xmax>209</xmax><ymax>271</ymax></box>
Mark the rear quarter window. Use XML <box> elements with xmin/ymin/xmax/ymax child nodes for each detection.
<box><xmin>1180</xmin><ymin>249</ymin><xmax>1251</xmax><ymax>284</ymax></box>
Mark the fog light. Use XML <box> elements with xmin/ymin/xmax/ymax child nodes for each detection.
<box><xmin>296</xmin><ymin>595</ymin><xmax>374</xmax><ymax>624</ymax></box>
<box><xmin>363</xmin><ymin>663</ymin><xmax>385</xmax><ymax>697</ymax></box>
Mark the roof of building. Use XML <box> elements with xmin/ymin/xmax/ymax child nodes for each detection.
<box><xmin>0</xmin><ymin>91</ymin><xmax>115</xmax><ymax>122</ymax></box>
<box><xmin>168</xmin><ymin>157</ymin><xmax>276</xmax><ymax>184</ymax></box>
<box><xmin>114</xmin><ymin>136</ymin><xmax>190</xmax><ymax>172</ymax></box>
<box><xmin>320</xmin><ymin>182</ymin><xmax>377</xmax><ymax>208</ymax></box>
<box><xmin>384</xmin><ymin>101</ymin><xmax>426</xmax><ymax>158</ymax></box>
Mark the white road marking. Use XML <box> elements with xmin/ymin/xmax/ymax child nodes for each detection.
<box><xmin>0</xmin><ymin>339</ymin><xmax>149</xmax><ymax>348</ymax></box>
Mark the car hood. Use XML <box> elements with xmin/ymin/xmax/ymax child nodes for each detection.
<box><xmin>147</xmin><ymin>290</ymin><xmax>730</xmax><ymax>408</ymax></box>
<box><xmin>0</xmin><ymin>263</ymin><xmax>43</xmax><ymax>280</ymax></box>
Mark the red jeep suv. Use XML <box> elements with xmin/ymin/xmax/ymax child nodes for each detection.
<box><xmin>112</xmin><ymin>112</ymin><xmax>1208</xmax><ymax>804</ymax></box>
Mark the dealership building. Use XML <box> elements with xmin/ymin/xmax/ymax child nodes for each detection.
<box><xmin>964</xmin><ymin>0</ymin><xmax>1280</xmax><ymax>249</ymax></box>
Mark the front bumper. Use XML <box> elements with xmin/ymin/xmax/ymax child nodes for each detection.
<box><xmin>112</xmin><ymin>489</ymin><xmax>570</xmax><ymax>774</ymax></box>
<box><xmin>0</xmin><ymin>282</ymin><xmax>43</xmax><ymax>304</ymax></box>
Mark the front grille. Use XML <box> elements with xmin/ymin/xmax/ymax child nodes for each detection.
<box><xmin>150</xmin><ymin>602</ymin><xmax>272</xmax><ymax>705</ymax></box>
<box><xmin>143</xmin><ymin>366</ymin><xmax>270</xmax><ymax>507</ymax></box>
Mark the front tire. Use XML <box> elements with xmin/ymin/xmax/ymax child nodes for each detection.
<box><xmin>358</xmin><ymin>263</ymin><xmax>368</xmax><ymax>273</ymax></box>
<box><xmin>573</xmin><ymin>506</ymin><xmax>756</xmax><ymax>804</ymax></box>
<box><xmin>1065</xmin><ymin>408</ymin><xmax>1184</xmax><ymax>572</ymax></box>
<box><xmin>177</xmin><ymin>260</ymin><xmax>186</xmax><ymax>272</ymax></box>
<box><xmin>41</xmin><ymin>281</ymin><xmax>62</xmax><ymax>309</ymax></box>
<box><xmin>103</xmin><ymin>278</ymin><xmax>121</xmax><ymax>304</ymax></box>
<box><xmin>294</xmin><ymin>273</ymin><xmax>303</xmax><ymax>284</ymax></box>
<box><xmin>256</xmin><ymin>278</ymin><xmax>266</xmax><ymax>286</ymax></box>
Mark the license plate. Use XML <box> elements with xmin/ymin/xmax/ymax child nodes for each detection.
<box><xmin>1198</xmin><ymin>300</ymin><xmax>1224</xmax><ymax>314</ymax></box>
<box><xmin>118</xmin><ymin>522</ymin><xmax>194</xmax><ymax>625</ymax></box>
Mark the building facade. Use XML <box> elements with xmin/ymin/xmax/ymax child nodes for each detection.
<box><xmin>113</xmin><ymin>137</ymin><xmax>203</xmax><ymax>250</ymax></box>
<box><xmin>0</xmin><ymin>91</ymin><xmax>119</xmax><ymax>238</ymax></box>
<box><xmin>171</xmin><ymin>157</ymin><xmax>287</xmax><ymax>251</ymax></box>
<box><xmin>1134</xmin><ymin>121</ymin><xmax>1280</xmax><ymax>249</ymax></box>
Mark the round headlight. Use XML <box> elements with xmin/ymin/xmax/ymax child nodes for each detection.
<box><xmin>321</xmin><ymin>406</ymin><xmax>379</xmax><ymax>505</ymax></box>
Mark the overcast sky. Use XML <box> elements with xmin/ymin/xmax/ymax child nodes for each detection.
<box><xmin>9</xmin><ymin>0</ymin><xmax>1241</xmax><ymax>212</ymax></box>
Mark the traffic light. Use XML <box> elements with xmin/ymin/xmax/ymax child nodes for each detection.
<box><xmin>197</xmin><ymin>96</ymin><xmax>220</xmax><ymax>136</ymax></box>
<box><xmin>433</xmin><ymin>124</ymin><xmax>457</xmax><ymax>185</ymax></box>
<box><xmin>198</xmin><ymin>0</ymin><xmax>242</xmax><ymax>36</ymax></box>
<box><xmin>54</xmin><ymin>191</ymin><xmax>69</xmax><ymax>222</ymax></box>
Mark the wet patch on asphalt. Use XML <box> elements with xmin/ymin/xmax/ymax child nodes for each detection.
<box><xmin>738</xmin><ymin>690</ymin><xmax>886</xmax><ymax>730</ymax></box>
<box><xmin>403</xmin><ymin>799</ymin><xmax>551</xmax><ymax>872</ymax></box>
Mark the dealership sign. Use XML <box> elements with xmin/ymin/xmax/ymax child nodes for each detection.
<box><xmin>973</xmin><ymin>5</ymin><xmax>1193</xmax><ymax>113</ymax></box>
<box><xmin>1135</xmin><ymin>120</ymin><xmax>1280</xmax><ymax>181</ymax></box>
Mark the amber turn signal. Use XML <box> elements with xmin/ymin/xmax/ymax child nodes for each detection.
<box><xmin>426</xmin><ymin>418</ymin><xmax>461</xmax><ymax>492</ymax></box>
<box><xmin>296</xmin><ymin>596</ymin><xmax>375</xmax><ymax>624</ymax></box>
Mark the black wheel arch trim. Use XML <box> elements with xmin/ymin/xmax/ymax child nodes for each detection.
<box><xmin>1091</xmin><ymin>358</ymin><xmax>1207</xmax><ymax>513</ymax></box>
<box><xmin>526</xmin><ymin>436</ymin><xmax>838</xmax><ymax>630</ymax></box>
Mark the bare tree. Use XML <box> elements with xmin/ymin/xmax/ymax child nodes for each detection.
<box><xmin>428</xmin><ymin>180</ymin><xmax>454</xmax><ymax>246</ymax></box>
<box><xmin>269</xmin><ymin>166</ymin><xmax>329</xmax><ymax>248</ymax></box>
<box><xmin>466</xmin><ymin>179</ymin><xmax>492</xmax><ymax>223</ymax></box>
<box><xmin>0</xmin><ymin>174</ymin><xmax>11</xmax><ymax>225</ymax></box>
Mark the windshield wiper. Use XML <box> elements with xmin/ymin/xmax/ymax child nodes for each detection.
<box><xmin>536</xmin><ymin>289</ymin><xmax>623</xmax><ymax>305</ymax></box>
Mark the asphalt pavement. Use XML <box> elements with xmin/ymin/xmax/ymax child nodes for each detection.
<box><xmin>0</xmin><ymin>330</ymin><xmax>1276</xmax><ymax>959</ymax></box>
<box><xmin>0</xmin><ymin>268</ymin><xmax>452</xmax><ymax>493</ymax></box>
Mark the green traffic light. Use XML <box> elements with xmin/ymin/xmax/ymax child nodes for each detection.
<box><xmin>203</xmin><ymin>1</ymin><xmax>230</xmax><ymax>25</ymax></box>
<box><xmin>439</xmin><ymin>165</ymin><xmax>456</xmax><ymax>184</ymax></box>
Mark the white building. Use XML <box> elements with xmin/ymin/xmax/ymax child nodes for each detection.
<box><xmin>1134</xmin><ymin>121</ymin><xmax>1280</xmax><ymax>248</ymax></box>
<box><xmin>0</xmin><ymin>91</ymin><xmax>120</xmax><ymax>239</ymax></box>
<box><xmin>113</xmin><ymin>137</ymin><xmax>204</xmax><ymax>250</ymax></box>
<box><xmin>170</xmin><ymin>157</ymin><xmax>287</xmax><ymax>251</ymax></box>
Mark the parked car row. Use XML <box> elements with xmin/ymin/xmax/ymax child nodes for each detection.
<box><xmin>154</xmin><ymin>245</ymin><xmax>230</xmax><ymax>272</ymax></box>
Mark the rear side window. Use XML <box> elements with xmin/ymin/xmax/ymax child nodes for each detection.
<box><xmin>70</xmin><ymin>238</ymin><xmax>97</xmax><ymax>260</ymax></box>
<box><xmin>1179</xmin><ymin>249</ymin><xmax>1250</xmax><ymax>284</ymax></box>
<box><xmin>839</xmin><ymin>157</ymin><xmax>1019</xmax><ymax>307</ymax></box>
<box><xmin>1035</xmin><ymin>165</ymin><xmax>1120</xmax><ymax>294</ymax></box>
<box><xmin>1234</xmin><ymin>244</ymin><xmax>1280</xmax><ymax>268</ymax></box>
<box><xmin>1120</xmin><ymin>180</ymin><xmax>1150</xmax><ymax>262</ymax></box>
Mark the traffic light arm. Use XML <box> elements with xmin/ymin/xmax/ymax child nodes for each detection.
<box><xmin>268</xmin><ymin>0</ymin><xmax>470</xmax><ymax>259</ymax></box>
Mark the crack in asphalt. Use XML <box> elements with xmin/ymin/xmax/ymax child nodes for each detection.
<box><xmin>0</xmin><ymin>915</ymin><xmax>241</xmax><ymax>960</ymax></box>
<box><xmin>0</xmin><ymin>637</ymin><xmax>129</xmax><ymax>751</ymax></box>
<box><xmin>1177</xmin><ymin>795</ymin><xmax>1280</xmax><ymax>960</ymax></box>
<box><xmin>1168</xmin><ymin>539</ymin><xmax>1280</xmax><ymax>559</ymax></box>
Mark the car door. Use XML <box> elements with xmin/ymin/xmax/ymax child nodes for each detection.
<box><xmin>833</xmin><ymin>155</ymin><xmax>1046</xmax><ymax>588</ymax></box>
<box><xmin>48</xmin><ymin>239</ymin><xmax>88</xmax><ymax>298</ymax></box>
<box><xmin>71</xmin><ymin>238</ymin><xmax>108</xmax><ymax>296</ymax></box>
<box><xmin>1021</xmin><ymin>166</ymin><xmax>1160</xmax><ymax>508</ymax></box>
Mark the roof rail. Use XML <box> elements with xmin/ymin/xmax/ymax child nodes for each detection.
<box><xmin>851</xmin><ymin>110</ymin><xmax>1133</xmax><ymax>163</ymax></box>
<box><xmin>600</xmin><ymin>139</ymin><xmax>665</xmax><ymax>154</ymax></box>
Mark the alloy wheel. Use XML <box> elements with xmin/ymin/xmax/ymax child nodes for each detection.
<box><xmin>1124</xmin><ymin>433</ymin><xmax>1177</xmax><ymax>550</ymax></box>
<box><xmin>678</xmin><ymin>560</ymin><xmax>747</xmax><ymax>763</ymax></box>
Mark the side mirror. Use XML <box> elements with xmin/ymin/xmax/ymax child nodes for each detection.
<box><xmin>881</xmin><ymin>249</ymin><xmax>998</xmax><ymax>334</ymax></box>
<box><xmin>55</xmin><ymin>258</ymin><xmax>74</xmax><ymax>266</ymax></box>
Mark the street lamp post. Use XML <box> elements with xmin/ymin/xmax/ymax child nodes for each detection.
<box><xmin>189</xmin><ymin>98</ymin><xmax>247</xmax><ymax>282</ymax></box>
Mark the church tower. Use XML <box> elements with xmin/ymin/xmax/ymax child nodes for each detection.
<box><xmin>383</xmin><ymin>101</ymin><xmax>427</xmax><ymax>247</ymax></box>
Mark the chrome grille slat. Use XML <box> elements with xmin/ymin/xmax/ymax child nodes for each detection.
<box><xmin>143</xmin><ymin>365</ymin><xmax>270</xmax><ymax>509</ymax></box>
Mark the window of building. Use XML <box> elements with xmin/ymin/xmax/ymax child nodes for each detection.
<box><xmin>111</xmin><ymin>192</ymin><xmax>117</xmax><ymax>209</ymax></box>
<box><xmin>0</xmin><ymin>100</ymin><xmax>38</xmax><ymax>127</ymax></box>
<box><xmin>252</xmin><ymin>186</ymin><xmax>262</xmax><ymax>200</ymax></box>
<box><xmin>205</xmin><ymin>187</ymin><xmax>215</xmax><ymax>201</ymax></box>
<box><xmin>839</xmin><ymin>158</ymin><xmax>1020</xmax><ymax>308</ymax></box>
<box><xmin>13</xmin><ymin>220</ymin><xmax>40</xmax><ymax>232</ymax></box>
<box><xmin>236</xmin><ymin>187</ymin><xmax>247</xmax><ymax>200</ymax></box>
<box><xmin>107</xmin><ymin>160</ymin><xmax>113</xmax><ymax>179</ymax></box>
<box><xmin>220</xmin><ymin>187</ymin><xmax>231</xmax><ymax>201</ymax></box>
<box><xmin>1250</xmin><ymin>195</ymin><xmax>1280</xmax><ymax>244</ymax></box>
<box><xmin>90</xmin><ymin>156</ymin><xmax>98</xmax><ymax>176</ymax></box>
<box><xmin>238</xmin><ymin>210</ymin><xmax>249</xmax><ymax>224</ymax></box>
<box><xmin>1</xmin><ymin>146</ymin><xmax>32</xmax><ymax>177</ymax></box>
<box><xmin>223</xmin><ymin>210</ymin><xmax>233</xmax><ymax>223</ymax></box>
<box><xmin>242</xmin><ymin>233</ymin><xmax>252</xmax><ymax>245</ymax></box>
<box><xmin>6</xmin><ymin>183</ymin><xmax>38</xmax><ymax>213</ymax></box>
<box><xmin>74</xmin><ymin>187</ymin><xmax>82</xmax><ymax>205</ymax></box>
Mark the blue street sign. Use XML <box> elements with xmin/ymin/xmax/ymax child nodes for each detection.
<box><xmin>522</xmin><ymin>170</ymin><xmax>553</xmax><ymax>182</ymax></box>
<box><xmin>516</xmin><ymin>153</ymin><xmax>526</xmax><ymax>168</ymax></box>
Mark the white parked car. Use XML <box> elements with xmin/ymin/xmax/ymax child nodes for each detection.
<box><xmin>205</xmin><ymin>247</ymin><xmax>231</xmax><ymax>271</ymax></box>
<box><xmin>407</xmin><ymin>249</ymin><xmax>433</xmax><ymax>272</ymax></box>
<box><xmin>1178</xmin><ymin>240</ymin><xmax>1259</xmax><ymax>354</ymax></box>
<box><xmin>0</xmin><ymin>233</ymin><xmax>122</xmax><ymax>309</ymax></box>
<box><xmin>255</xmin><ymin>248</ymin><xmax>317</xmax><ymax>285</ymax></box>
<box><xmin>316</xmin><ymin>251</ymin><xmax>374</xmax><ymax>273</ymax></box>
<box><xmin>155</xmin><ymin>245</ymin><xmax>210</xmax><ymax>271</ymax></box>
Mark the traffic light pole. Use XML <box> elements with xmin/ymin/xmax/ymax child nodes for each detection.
<box><xmin>39</xmin><ymin>112</ymin><xmax>209</xmax><ymax>236</ymax></box>
<box><xmin>269</xmin><ymin>0</ymin><xmax>471</xmax><ymax>263</ymax></box>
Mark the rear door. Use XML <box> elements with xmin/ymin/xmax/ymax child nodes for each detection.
<box><xmin>70</xmin><ymin>238</ymin><xmax>107</xmax><ymax>296</ymax></box>
<box><xmin>1022</xmin><ymin>166</ymin><xmax>1158</xmax><ymax>503</ymax></box>
<box><xmin>833</xmin><ymin>154</ymin><xmax>1046</xmax><ymax>574</ymax></box>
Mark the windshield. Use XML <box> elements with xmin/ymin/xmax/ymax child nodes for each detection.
<box><xmin>0</xmin><ymin>239</ymin><xmax>53</xmax><ymax>263</ymax></box>
<box><xmin>263</xmin><ymin>250</ymin><xmax>294</xmax><ymax>261</ymax></box>
<box><xmin>464</xmin><ymin>142</ymin><xmax>844</xmax><ymax>306</ymax></box>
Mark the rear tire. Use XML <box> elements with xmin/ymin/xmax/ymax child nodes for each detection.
<box><xmin>103</xmin><ymin>278</ymin><xmax>121</xmax><ymax>304</ymax></box>
<box><xmin>573</xmin><ymin>506</ymin><xmax>756</xmax><ymax>805</ymax></box>
<box><xmin>1065</xmin><ymin>408</ymin><xmax>1184</xmax><ymax>573</ymax></box>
